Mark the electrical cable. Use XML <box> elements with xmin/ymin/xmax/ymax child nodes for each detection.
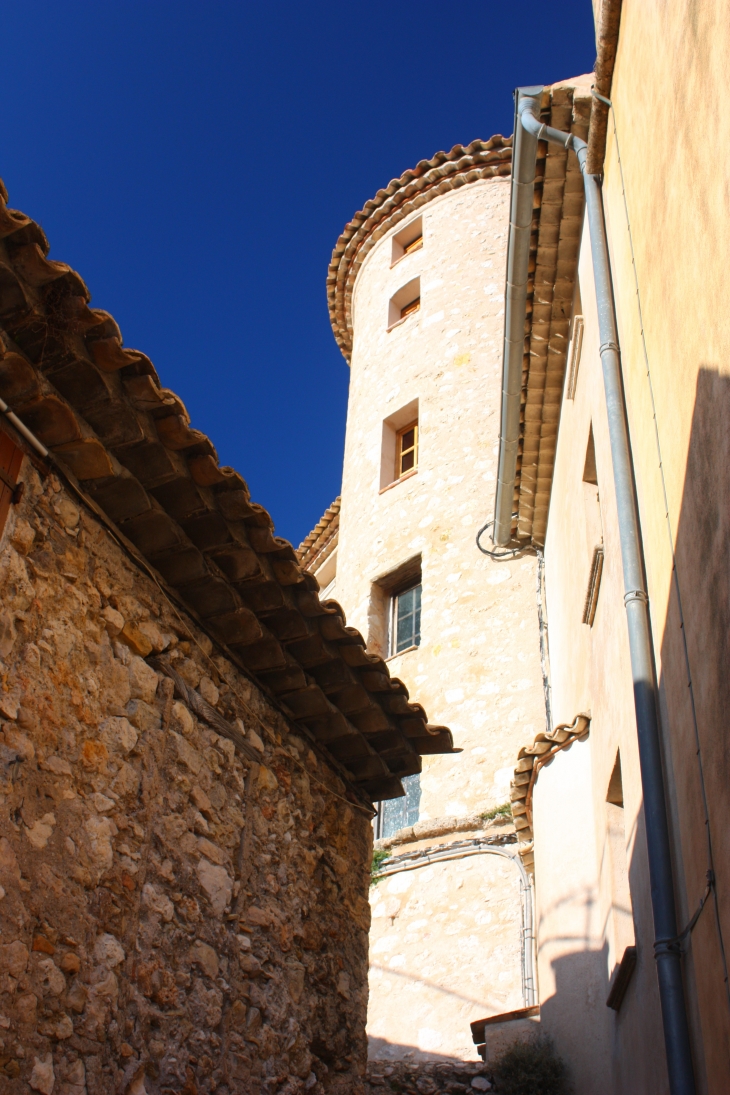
<box><xmin>476</xmin><ymin>517</ymin><xmax>529</xmax><ymax>559</ymax></box>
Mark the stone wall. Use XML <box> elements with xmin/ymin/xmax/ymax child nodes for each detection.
<box><xmin>0</xmin><ymin>450</ymin><xmax>372</xmax><ymax>1095</ymax></box>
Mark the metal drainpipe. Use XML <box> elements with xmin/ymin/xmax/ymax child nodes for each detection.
<box><xmin>494</xmin><ymin>86</ymin><xmax>544</xmax><ymax>546</ymax></box>
<box><xmin>508</xmin><ymin>98</ymin><xmax>696</xmax><ymax>1095</ymax></box>
<box><xmin>374</xmin><ymin>840</ymin><xmax>536</xmax><ymax>1009</ymax></box>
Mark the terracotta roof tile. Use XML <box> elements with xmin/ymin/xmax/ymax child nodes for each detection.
<box><xmin>0</xmin><ymin>180</ymin><xmax>456</xmax><ymax>802</ymax></box>
<box><xmin>509</xmin><ymin>81</ymin><xmax>591</xmax><ymax>546</ymax></box>
<box><xmin>297</xmin><ymin>496</ymin><xmax>340</xmax><ymax>573</ymax></box>
<box><xmin>327</xmin><ymin>137</ymin><xmax>513</xmax><ymax>363</ymax></box>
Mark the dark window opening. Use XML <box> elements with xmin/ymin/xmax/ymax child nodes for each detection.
<box><xmin>375</xmin><ymin>773</ymin><xmax>421</xmax><ymax>839</ymax></box>
<box><xmin>392</xmin><ymin>582</ymin><xmax>421</xmax><ymax>655</ymax></box>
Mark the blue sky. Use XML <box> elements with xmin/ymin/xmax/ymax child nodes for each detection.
<box><xmin>2</xmin><ymin>1</ymin><xmax>595</xmax><ymax>546</ymax></box>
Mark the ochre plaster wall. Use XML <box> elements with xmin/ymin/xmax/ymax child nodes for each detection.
<box><xmin>584</xmin><ymin>0</ymin><xmax>730</xmax><ymax>1087</ymax></box>
<box><xmin>539</xmin><ymin>222</ymin><xmax>669</xmax><ymax>1094</ymax></box>
<box><xmin>0</xmin><ymin>452</ymin><xmax>371</xmax><ymax>1095</ymax></box>
<box><xmin>532</xmin><ymin>736</ymin><xmax>612</xmax><ymax>1095</ymax></box>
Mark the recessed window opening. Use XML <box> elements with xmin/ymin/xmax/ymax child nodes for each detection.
<box><xmin>374</xmin><ymin>773</ymin><xmax>422</xmax><ymax>839</ymax></box>
<box><xmin>380</xmin><ymin>398</ymin><xmax>419</xmax><ymax>489</ymax></box>
<box><xmin>396</xmin><ymin>421</ymin><xmax>418</xmax><ymax>478</ymax></box>
<box><xmin>391</xmin><ymin>580</ymin><xmax>421</xmax><ymax>656</ymax></box>
<box><xmin>604</xmin><ymin>750</ymin><xmax>636</xmax><ymax>1005</ymax></box>
<box><xmin>582</xmin><ymin>426</ymin><xmax>604</xmax><ymax>626</ymax></box>
<box><xmin>388</xmin><ymin>277</ymin><xmax>420</xmax><ymax>330</ymax></box>
<box><xmin>367</xmin><ymin>554</ymin><xmax>422</xmax><ymax>659</ymax></box>
<box><xmin>391</xmin><ymin>216</ymin><xmax>423</xmax><ymax>266</ymax></box>
<box><xmin>566</xmin><ymin>280</ymin><xmax>584</xmax><ymax>400</ymax></box>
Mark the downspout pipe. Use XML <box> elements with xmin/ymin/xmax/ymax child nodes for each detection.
<box><xmin>512</xmin><ymin>100</ymin><xmax>696</xmax><ymax>1095</ymax></box>
<box><xmin>493</xmin><ymin>86</ymin><xmax>544</xmax><ymax>546</ymax></box>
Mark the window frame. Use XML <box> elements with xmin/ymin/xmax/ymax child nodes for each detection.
<box><xmin>391</xmin><ymin>216</ymin><xmax>424</xmax><ymax>267</ymax></box>
<box><xmin>389</xmin><ymin>579</ymin><xmax>422</xmax><ymax>657</ymax></box>
<box><xmin>395</xmin><ymin>420</ymin><xmax>418</xmax><ymax>480</ymax></box>
<box><xmin>399</xmin><ymin>296</ymin><xmax>420</xmax><ymax>321</ymax></box>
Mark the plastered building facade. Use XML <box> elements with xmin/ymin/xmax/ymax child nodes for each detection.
<box><xmin>495</xmin><ymin>2</ymin><xmax>730</xmax><ymax>1091</ymax></box>
<box><xmin>303</xmin><ymin>139</ymin><xmax>550</xmax><ymax>1061</ymax></box>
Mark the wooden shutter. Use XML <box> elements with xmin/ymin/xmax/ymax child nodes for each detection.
<box><xmin>0</xmin><ymin>429</ymin><xmax>24</xmax><ymax>535</ymax></box>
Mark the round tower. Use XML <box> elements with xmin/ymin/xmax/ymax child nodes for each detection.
<box><xmin>329</xmin><ymin>139</ymin><xmax>547</xmax><ymax>827</ymax></box>
<box><xmin>315</xmin><ymin>137</ymin><xmax>549</xmax><ymax>1060</ymax></box>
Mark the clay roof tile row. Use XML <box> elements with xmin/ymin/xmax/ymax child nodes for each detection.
<box><xmin>509</xmin><ymin>81</ymin><xmax>592</xmax><ymax>546</ymax></box>
<box><xmin>327</xmin><ymin>136</ymin><xmax>513</xmax><ymax>362</ymax></box>
<box><xmin>297</xmin><ymin>496</ymin><xmax>340</xmax><ymax>573</ymax></box>
<box><xmin>0</xmin><ymin>179</ymin><xmax>455</xmax><ymax>803</ymax></box>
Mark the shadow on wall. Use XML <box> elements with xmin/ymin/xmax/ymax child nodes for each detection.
<box><xmin>524</xmin><ymin>371</ymin><xmax>730</xmax><ymax>1093</ymax></box>
<box><xmin>656</xmin><ymin>365</ymin><xmax>730</xmax><ymax>1083</ymax></box>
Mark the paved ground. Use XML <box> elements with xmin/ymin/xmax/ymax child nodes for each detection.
<box><xmin>365</xmin><ymin>1059</ymin><xmax>493</xmax><ymax>1093</ymax></box>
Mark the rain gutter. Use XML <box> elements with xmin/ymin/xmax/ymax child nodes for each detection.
<box><xmin>493</xmin><ymin>85</ymin><xmax>543</xmax><ymax>546</ymax></box>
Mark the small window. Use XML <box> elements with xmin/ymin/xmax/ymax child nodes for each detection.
<box><xmin>391</xmin><ymin>581</ymin><xmax>421</xmax><ymax>656</ymax></box>
<box><xmin>582</xmin><ymin>426</ymin><xmax>604</xmax><ymax>626</ymax></box>
<box><xmin>380</xmin><ymin>398</ymin><xmax>419</xmax><ymax>490</ymax></box>
<box><xmin>566</xmin><ymin>280</ymin><xmax>584</xmax><ymax>400</ymax></box>
<box><xmin>396</xmin><ymin>421</ymin><xmax>418</xmax><ymax>478</ymax></box>
<box><xmin>400</xmin><ymin>296</ymin><xmax>420</xmax><ymax>321</ymax></box>
<box><xmin>565</xmin><ymin>316</ymin><xmax>584</xmax><ymax>399</ymax></box>
<box><xmin>374</xmin><ymin>772</ymin><xmax>421</xmax><ymax>839</ymax></box>
<box><xmin>388</xmin><ymin>277</ymin><xmax>420</xmax><ymax>330</ymax></box>
<box><xmin>368</xmin><ymin>554</ymin><xmax>421</xmax><ymax>658</ymax></box>
<box><xmin>391</xmin><ymin>216</ymin><xmax>423</xmax><ymax>266</ymax></box>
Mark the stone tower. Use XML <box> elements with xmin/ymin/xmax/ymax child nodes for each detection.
<box><xmin>302</xmin><ymin>137</ymin><xmax>551</xmax><ymax>1059</ymax></box>
<box><xmin>327</xmin><ymin>138</ymin><xmax>548</xmax><ymax>832</ymax></box>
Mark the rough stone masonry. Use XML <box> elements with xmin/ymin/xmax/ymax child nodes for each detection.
<box><xmin>0</xmin><ymin>455</ymin><xmax>372</xmax><ymax>1095</ymax></box>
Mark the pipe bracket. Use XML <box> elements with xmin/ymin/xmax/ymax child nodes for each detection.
<box><xmin>624</xmin><ymin>589</ymin><xmax>649</xmax><ymax>607</ymax></box>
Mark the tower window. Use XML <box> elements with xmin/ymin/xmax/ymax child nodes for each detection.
<box><xmin>380</xmin><ymin>398</ymin><xmax>419</xmax><ymax>490</ymax></box>
<box><xmin>391</xmin><ymin>581</ymin><xmax>421</xmax><ymax>655</ymax></box>
<box><xmin>391</xmin><ymin>216</ymin><xmax>423</xmax><ymax>266</ymax></box>
<box><xmin>396</xmin><ymin>421</ymin><xmax>418</xmax><ymax>478</ymax></box>
<box><xmin>374</xmin><ymin>772</ymin><xmax>422</xmax><ymax>839</ymax></box>
<box><xmin>388</xmin><ymin>277</ymin><xmax>420</xmax><ymax>330</ymax></box>
<box><xmin>400</xmin><ymin>296</ymin><xmax>420</xmax><ymax>321</ymax></box>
